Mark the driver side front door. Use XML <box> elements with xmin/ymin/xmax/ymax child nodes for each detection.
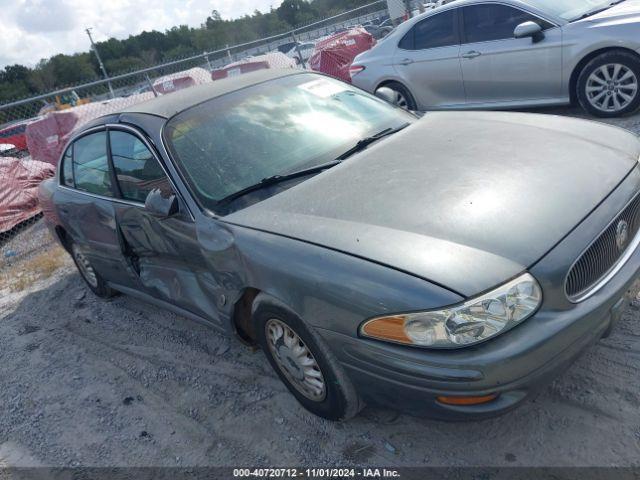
<box><xmin>107</xmin><ymin>126</ymin><xmax>222</xmax><ymax>326</ymax></box>
<box><xmin>459</xmin><ymin>3</ymin><xmax>563</xmax><ymax>105</ymax></box>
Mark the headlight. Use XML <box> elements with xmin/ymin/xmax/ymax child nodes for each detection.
<box><xmin>360</xmin><ymin>273</ymin><xmax>542</xmax><ymax>349</ymax></box>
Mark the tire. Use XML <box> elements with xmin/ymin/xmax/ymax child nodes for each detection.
<box><xmin>377</xmin><ymin>81</ymin><xmax>418</xmax><ymax>111</ymax></box>
<box><xmin>577</xmin><ymin>51</ymin><xmax>640</xmax><ymax>118</ymax></box>
<box><xmin>253</xmin><ymin>295</ymin><xmax>362</xmax><ymax>421</ymax></box>
<box><xmin>70</xmin><ymin>242</ymin><xmax>117</xmax><ymax>298</ymax></box>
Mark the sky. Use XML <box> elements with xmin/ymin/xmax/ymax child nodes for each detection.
<box><xmin>0</xmin><ymin>0</ymin><xmax>284</xmax><ymax>69</ymax></box>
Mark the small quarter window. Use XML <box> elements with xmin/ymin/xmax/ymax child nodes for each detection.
<box><xmin>110</xmin><ymin>130</ymin><xmax>170</xmax><ymax>203</ymax></box>
<box><xmin>72</xmin><ymin>132</ymin><xmax>113</xmax><ymax>197</ymax></box>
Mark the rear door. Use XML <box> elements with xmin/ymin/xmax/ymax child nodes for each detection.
<box><xmin>392</xmin><ymin>8</ymin><xmax>465</xmax><ymax>109</ymax></box>
<box><xmin>55</xmin><ymin>129</ymin><xmax>139</xmax><ymax>288</ymax></box>
<box><xmin>459</xmin><ymin>3</ymin><xmax>563</xmax><ymax>105</ymax></box>
<box><xmin>107</xmin><ymin>126</ymin><xmax>221</xmax><ymax>324</ymax></box>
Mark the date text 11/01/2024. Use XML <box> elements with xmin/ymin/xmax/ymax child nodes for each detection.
<box><xmin>232</xmin><ymin>468</ymin><xmax>401</xmax><ymax>478</ymax></box>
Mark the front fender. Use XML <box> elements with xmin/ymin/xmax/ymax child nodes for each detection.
<box><xmin>224</xmin><ymin>224</ymin><xmax>463</xmax><ymax>338</ymax></box>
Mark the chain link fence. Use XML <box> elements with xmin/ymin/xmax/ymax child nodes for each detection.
<box><xmin>0</xmin><ymin>1</ymin><xmax>402</xmax><ymax>272</ymax></box>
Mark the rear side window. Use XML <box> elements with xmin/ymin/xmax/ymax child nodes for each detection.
<box><xmin>109</xmin><ymin>130</ymin><xmax>170</xmax><ymax>203</ymax></box>
<box><xmin>72</xmin><ymin>131</ymin><xmax>113</xmax><ymax>197</ymax></box>
<box><xmin>400</xmin><ymin>10</ymin><xmax>458</xmax><ymax>50</ymax></box>
<box><xmin>462</xmin><ymin>4</ymin><xmax>553</xmax><ymax>44</ymax></box>
<box><xmin>61</xmin><ymin>146</ymin><xmax>74</xmax><ymax>187</ymax></box>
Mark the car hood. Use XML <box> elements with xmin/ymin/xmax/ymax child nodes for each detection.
<box><xmin>578</xmin><ymin>0</ymin><xmax>640</xmax><ymax>24</ymax></box>
<box><xmin>225</xmin><ymin>112</ymin><xmax>640</xmax><ymax>297</ymax></box>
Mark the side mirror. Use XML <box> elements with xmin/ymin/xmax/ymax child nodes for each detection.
<box><xmin>144</xmin><ymin>188</ymin><xmax>179</xmax><ymax>217</ymax></box>
<box><xmin>514</xmin><ymin>21</ymin><xmax>544</xmax><ymax>43</ymax></box>
<box><xmin>375</xmin><ymin>87</ymin><xmax>397</xmax><ymax>105</ymax></box>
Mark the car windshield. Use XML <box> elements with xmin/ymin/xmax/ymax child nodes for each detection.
<box><xmin>525</xmin><ymin>0</ymin><xmax>623</xmax><ymax>21</ymax></box>
<box><xmin>164</xmin><ymin>73</ymin><xmax>413</xmax><ymax>211</ymax></box>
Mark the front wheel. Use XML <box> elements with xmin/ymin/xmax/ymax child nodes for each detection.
<box><xmin>577</xmin><ymin>51</ymin><xmax>640</xmax><ymax>118</ymax></box>
<box><xmin>254</xmin><ymin>296</ymin><xmax>362</xmax><ymax>421</ymax></box>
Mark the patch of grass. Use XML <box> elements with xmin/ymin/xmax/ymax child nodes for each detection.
<box><xmin>0</xmin><ymin>246</ymin><xmax>69</xmax><ymax>293</ymax></box>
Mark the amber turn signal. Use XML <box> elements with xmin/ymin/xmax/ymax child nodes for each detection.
<box><xmin>436</xmin><ymin>393</ymin><xmax>499</xmax><ymax>406</ymax></box>
<box><xmin>360</xmin><ymin>315</ymin><xmax>411</xmax><ymax>344</ymax></box>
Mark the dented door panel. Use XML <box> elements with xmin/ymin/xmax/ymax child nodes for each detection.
<box><xmin>114</xmin><ymin>204</ymin><xmax>226</xmax><ymax>325</ymax></box>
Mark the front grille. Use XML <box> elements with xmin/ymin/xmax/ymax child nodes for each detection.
<box><xmin>566</xmin><ymin>192</ymin><xmax>640</xmax><ymax>301</ymax></box>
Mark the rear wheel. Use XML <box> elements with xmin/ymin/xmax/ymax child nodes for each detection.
<box><xmin>577</xmin><ymin>51</ymin><xmax>640</xmax><ymax>118</ymax></box>
<box><xmin>377</xmin><ymin>81</ymin><xmax>417</xmax><ymax>111</ymax></box>
<box><xmin>254</xmin><ymin>296</ymin><xmax>362</xmax><ymax>421</ymax></box>
<box><xmin>70</xmin><ymin>243</ymin><xmax>116</xmax><ymax>298</ymax></box>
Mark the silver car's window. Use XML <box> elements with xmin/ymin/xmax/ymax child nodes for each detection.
<box><xmin>462</xmin><ymin>4</ymin><xmax>553</xmax><ymax>44</ymax></box>
<box><xmin>72</xmin><ymin>131</ymin><xmax>113</xmax><ymax>197</ymax></box>
<box><xmin>109</xmin><ymin>130</ymin><xmax>171</xmax><ymax>203</ymax></box>
<box><xmin>164</xmin><ymin>74</ymin><xmax>413</xmax><ymax>210</ymax></box>
<box><xmin>523</xmin><ymin>0</ymin><xmax>617</xmax><ymax>21</ymax></box>
<box><xmin>61</xmin><ymin>145</ymin><xmax>74</xmax><ymax>187</ymax></box>
<box><xmin>399</xmin><ymin>9</ymin><xmax>458</xmax><ymax>51</ymax></box>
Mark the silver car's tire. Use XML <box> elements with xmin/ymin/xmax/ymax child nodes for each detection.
<box><xmin>253</xmin><ymin>294</ymin><xmax>362</xmax><ymax>421</ymax></box>
<box><xmin>377</xmin><ymin>82</ymin><xmax>417</xmax><ymax>111</ymax></box>
<box><xmin>70</xmin><ymin>242</ymin><xmax>116</xmax><ymax>298</ymax></box>
<box><xmin>577</xmin><ymin>51</ymin><xmax>640</xmax><ymax>118</ymax></box>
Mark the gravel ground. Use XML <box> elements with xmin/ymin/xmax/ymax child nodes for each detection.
<box><xmin>1</xmin><ymin>108</ymin><xmax>640</xmax><ymax>468</ymax></box>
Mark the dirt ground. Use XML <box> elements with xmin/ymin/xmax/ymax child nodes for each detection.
<box><xmin>1</xmin><ymin>107</ymin><xmax>640</xmax><ymax>468</ymax></box>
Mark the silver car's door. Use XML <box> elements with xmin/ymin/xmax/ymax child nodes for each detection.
<box><xmin>459</xmin><ymin>3</ymin><xmax>563</xmax><ymax>105</ymax></box>
<box><xmin>392</xmin><ymin>8</ymin><xmax>465</xmax><ymax>109</ymax></box>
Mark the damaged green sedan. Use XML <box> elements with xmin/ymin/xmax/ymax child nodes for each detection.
<box><xmin>40</xmin><ymin>70</ymin><xmax>640</xmax><ymax>420</ymax></box>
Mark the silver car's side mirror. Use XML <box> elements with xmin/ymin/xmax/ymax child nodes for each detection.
<box><xmin>144</xmin><ymin>188</ymin><xmax>179</xmax><ymax>217</ymax></box>
<box><xmin>514</xmin><ymin>21</ymin><xmax>544</xmax><ymax>43</ymax></box>
<box><xmin>375</xmin><ymin>87</ymin><xmax>397</xmax><ymax>105</ymax></box>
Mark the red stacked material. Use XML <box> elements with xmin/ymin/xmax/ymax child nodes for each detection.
<box><xmin>25</xmin><ymin>93</ymin><xmax>154</xmax><ymax>166</ymax></box>
<box><xmin>153</xmin><ymin>67</ymin><xmax>212</xmax><ymax>94</ymax></box>
<box><xmin>309</xmin><ymin>28</ymin><xmax>376</xmax><ymax>82</ymax></box>
<box><xmin>0</xmin><ymin>157</ymin><xmax>55</xmax><ymax>233</ymax></box>
<box><xmin>212</xmin><ymin>52</ymin><xmax>297</xmax><ymax>80</ymax></box>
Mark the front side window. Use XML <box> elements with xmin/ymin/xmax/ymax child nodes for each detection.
<box><xmin>400</xmin><ymin>10</ymin><xmax>458</xmax><ymax>50</ymax></box>
<box><xmin>109</xmin><ymin>130</ymin><xmax>170</xmax><ymax>203</ymax></box>
<box><xmin>61</xmin><ymin>146</ymin><xmax>74</xmax><ymax>187</ymax></box>
<box><xmin>164</xmin><ymin>74</ymin><xmax>413</xmax><ymax>211</ymax></box>
<box><xmin>463</xmin><ymin>4</ymin><xmax>552</xmax><ymax>44</ymax></box>
<box><xmin>72</xmin><ymin>131</ymin><xmax>113</xmax><ymax>197</ymax></box>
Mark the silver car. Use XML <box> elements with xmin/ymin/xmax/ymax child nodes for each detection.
<box><xmin>350</xmin><ymin>0</ymin><xmax>640</xmax><ymax>117</ymax></box>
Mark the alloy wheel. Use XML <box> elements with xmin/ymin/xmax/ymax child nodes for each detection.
<box><xmin>390</xmin><ymin>90</ymin><xmax>409</xmax><ymax>109</ymax></box>
<box><xmin>586</xmin><ymin>63</ymin><xmax>638</xmax><ymax>113</ymax></box>
<box><xmin>265</xmin><ymin>318</ymin><xmax>326</xmax><ymax>402</ymax></box>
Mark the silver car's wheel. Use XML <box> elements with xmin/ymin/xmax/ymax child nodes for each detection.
<box><xmin>72</xmin><ymin>245</ymin><xmax>98</xmax><ymax>288</ymax></box>
<box><xmin>265</xmin><ymin>318</ymin><xmax>326</xmax><ymax>402</ymax></box>
<box><xmin>389</xmin><ymin>90</ymin><xmax>409</xmax><ymax>109</ymax></box>
<box><xmin>586</xmin><ymin>63</ymin><xmax>638</xmax><ymax>113</ymax></box>
<box><xmin>376</xmin><ymin>82</ymin><xmax>417</xmax><ymax>111</ymax></box>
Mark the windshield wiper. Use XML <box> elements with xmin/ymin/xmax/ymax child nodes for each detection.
<box><xmin>219</xmin><ymin>160</ymin><xmax>342</xmax><ymax>204</ymax></box>
<box><xmin>336</xmin><ymin>123</ymin><xmax>410</xmax><ymax>161</ymax></box>
<box><xmin>575</xmin><ymin>0</ymin><xmax>625</xmax><ymax>20</ymax></box>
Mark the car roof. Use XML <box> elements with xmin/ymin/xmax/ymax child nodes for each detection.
<box><xmin>121</xmin><ymin>69</ymin><xmax>305</xmax><ymax>119</ymax></box>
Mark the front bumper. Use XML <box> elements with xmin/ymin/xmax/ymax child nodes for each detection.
<box><xmin>318</xmin><ymin>168</ymin><xmax>640</xmax><ymax>420</ymax></box>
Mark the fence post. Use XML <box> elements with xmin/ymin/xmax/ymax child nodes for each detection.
<box><xmin>204</xmin><ymin>52</ymin><xmax>212</xmax><ymax>71</ymax></box>
<box><xmin>291</xmin><ymin>32</ymin><xmax>307</xmax><ymax>69</ymax></box>
<box><xmin>145</xmin><ymin>74</ymin><xmax>158</xmax><ymax>97</ymax></box>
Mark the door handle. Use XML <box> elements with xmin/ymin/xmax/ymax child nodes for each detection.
<box><xmin>398</xmin><ymin>58</ymin><xmax>414</xmax><ymax>66</ymax></box>
<box><xmin>461</xmin><ymin>50</ymin><xmax>482</xmax><ymax>59</ymax></box>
